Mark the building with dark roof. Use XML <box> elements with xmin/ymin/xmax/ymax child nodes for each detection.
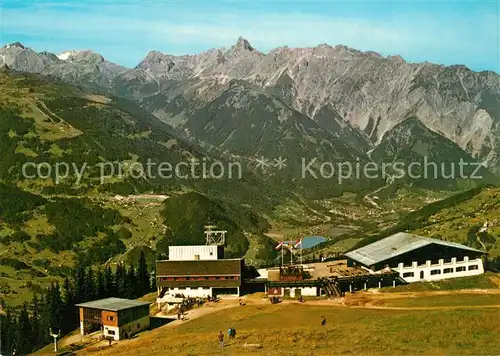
<box><xmin>156</xmin><ymin>245</ymin><xmax>244</xmax><ymax>300</ymax></box>
<box><xmin>76</xmin><ymin>297</ymin><xmax>150</xmax><ymax>340</ymax></box>
<box><xmin>345</xmin><ymin>232</ymin><xmax>487</xmax><ymax>282</ymax></box>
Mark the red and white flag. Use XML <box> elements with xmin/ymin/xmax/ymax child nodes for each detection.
<box><xmin>294</xmin><ymin>239</ymin><xmax>302</xmax><ymax>248</ymax></box>
<box><xmin>275</xmin><ymin>241</ymin><xmax>284</xmax><ymax>250</ymax></box>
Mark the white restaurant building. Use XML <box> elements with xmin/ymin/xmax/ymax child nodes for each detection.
<box><xmin>345</xmin><ymin>232</ymin><xmax>487</xmax><ymax>283</ymax></box>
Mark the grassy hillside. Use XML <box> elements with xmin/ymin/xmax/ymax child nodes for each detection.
<box><xmin>0</xmin><ymin>70</ymin><xmax>287</xmax><ymax>306</ymax></box>
<box><xmin>409</xmin><ymin>187</ymin><xmax>500</xmax><ymax>256</ymax></box>
<box><xmin>72</xmin><ymin>300</ymin><xmax>499</xmax><ymax>356</ymax></box>
<box><xmin>345</xmin><ymin>186</ymin><xmax>500</xmax><ymax>258</ymax></box>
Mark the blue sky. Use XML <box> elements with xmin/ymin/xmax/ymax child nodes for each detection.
<box><xmin>1</xmin><ymin>0</ymin><xmax>499</xmax><ymax>72</ymax></box>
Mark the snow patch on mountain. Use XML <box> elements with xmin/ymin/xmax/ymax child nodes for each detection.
<box><xmin>57</xmin><ymin>51</ymin><xmax>78</xmax><ymax>61</ymax></box>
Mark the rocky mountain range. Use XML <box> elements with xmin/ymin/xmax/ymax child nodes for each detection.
<box><xmin>1</xmin><ymin>37</ymin><xmax>499</xmax><ymax>185</ymax></box>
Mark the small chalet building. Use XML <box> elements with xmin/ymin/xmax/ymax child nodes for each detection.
<box><xmin>345</xmin><ymin>232</ymin><xmax>487</xmax><ymax>283</ymax></box>
<box><xmin>76</xmin><ymin>298</ymin><xmax>150</xmax><ymax>341</ymax></box>
<box><xmin>156</xmin><ymin>245</ymin><xmax>244</xmax><ymax>300</ymax></box>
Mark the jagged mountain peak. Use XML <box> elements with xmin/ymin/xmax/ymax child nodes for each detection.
<box><xmin>364</xmin><ymin>50</ymin><xmax>383</xmax><ymax>58</ymax></box>
<box><xmin>5</xmin><ymin>42</ymin><xmax>25</xmax><ymax>49</ymax></box>
<box><xmin>229</xmin><ymin>36</ymin><xmax>255</xmax><ymax>53</ymax></box>
<box><xmin>387</xmin><ymin>54</ymin><xmax>406</xmax><ymax>63</ymax></box>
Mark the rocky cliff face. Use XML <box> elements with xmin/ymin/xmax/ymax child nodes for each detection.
<box><xmin>116</xmin><ymin>38</ymin><xmax>500</xmax><ymax>172</ymax></box>
<box><xmin>1</xmin><ymin>38</ymin><xmax>499</xmax><ymax>175</ymax></box>
<box><xmin>0</xmin><ymin>45</ymin><xmax>128</xmax><ymax>92</ymax></box>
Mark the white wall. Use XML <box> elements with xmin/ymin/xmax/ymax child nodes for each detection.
<box><xmin>391</xmin><ymin>256</ymin><xmax>484</xmax><ymax>283</ymax></box>
<box><xmin>103</xmin><ymin>325</ymin><xmax>120</xmax><ymax>341</ymax></box>
<box><xmin>162</xmin><ymin>286</ymin><xmax>213</xmax><ymax>298</ymax></box>
<box><xmin>158</xmin><ymin>286</ymin><xmax>241</xmax><ymax>301</ymax></box>
<box><xmin>278</xmin><ymin>287</ymin><xmax>317</xmax><ymax>297</ymax></box>
<box><xmin>168</xmin><ymin>245</ymin><xmax>220</xmax><ymax>261</ymax></box>
<box><xmin>103</xmin><ymin>315</ymin><xmax>150</xmax><ymax>341</ymax></box>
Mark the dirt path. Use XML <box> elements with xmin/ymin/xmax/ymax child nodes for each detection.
<box><xmin>150</xmin><ymin>290</ymin><xmax>500</xmax><ymax>327</ymax></box>
<box><xmin>293</xmin><ymin>298</ymin><xmax>500</xmax><ymax>311</ymax></box>
<box><xmin>489</xmin><ymin>275</ymin><xmax>500</xmax><ymax>287</ymax></box>
<box><xmin>275</xmin><ymin>289</ymin><xmax>500</xmax><ymax>311</ymax></box>
<box><xmin>157</xmin><ymin>300</ymin><xmax>242</xmax><ymax>329</ymax></box>
<box><xmin>362</xmin><ymin>289</ymin><xmax>500</xmax><ymax>297</ymax></box>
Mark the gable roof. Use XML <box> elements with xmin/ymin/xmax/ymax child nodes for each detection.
<box><xmin>75</xmin><ymin>297</ymin><xmax>150</xmax><ymax>311</ymax></box>
<box><xmin>344</xmin><ymin>232</ymin><xmax>486</xmax><ymax>266</ymax></box>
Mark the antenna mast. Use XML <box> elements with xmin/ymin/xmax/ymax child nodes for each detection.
<box><xmin>204</xmin><ymin>224</ymin><xmax>227</xmax><ymax>245</ymax></box>
<box><xmin>49</xmin><ymin>328</ymin><xmax>61</xmax><ymax>352</ymax></box>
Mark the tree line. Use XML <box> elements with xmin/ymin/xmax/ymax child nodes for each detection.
<box><xmin>0</xmin><ymin>250</ymin><xmax>155</xmax><ymax>355</ymax></box>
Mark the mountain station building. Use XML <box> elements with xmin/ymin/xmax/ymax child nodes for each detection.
<box><xmin>345</xmin><ymin>232</ymin><xmax>487</xmax><ymax>283</ymax></box>
<box><xmin>156</xmin><ymin>245</ymin><xmax>244</xmax><ymax>302</ymax></box>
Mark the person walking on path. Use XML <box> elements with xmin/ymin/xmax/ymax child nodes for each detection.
<box><xmin>218</xmin><ymin>331</ymin><xmax>225</xmax><ymax>347</ymax></box>
<box><xmin>231</xmin><ymin>327</ymin><xmax>236</xmax><ymax>339</ymax></box>
<box><xmin>321</xmin><ymin>316</ymin><xmax>326</xmax><ymax>326</ymax></box>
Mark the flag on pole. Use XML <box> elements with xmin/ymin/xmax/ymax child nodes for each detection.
<box><xmin>275</xmin><ymin>241</ymin><xmax>284</xmax><ymax>250</ymax></box>
<box><xmin>294</xmin><ymin>239</ymin><xmax>302</xmax><ymax>248</ymax></box>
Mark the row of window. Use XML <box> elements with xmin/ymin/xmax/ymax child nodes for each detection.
<box><xmin>402</xmin><ymin>265</ymin><xmax>479</xmax><ymax>278</ymax></box>
<box><xmin>169</xmin><ymin>287</ymin><xmax>211</xmax><ymax>290</ymax></box>
<box><xmin>397</xmin><ymin>257</ymin><xmax>471</xmax><ymax>268</ymax></box>
<box><xmin>160</xmin><ymin>276</ymin><xmax>239</xmax><ymax>281</ymax></box>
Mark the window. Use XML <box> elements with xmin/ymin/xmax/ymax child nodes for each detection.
<box><xmin>468</xmin><ymin>265</ymin><xmax>478</xmax><ymax>270</ymax></box>
<box><xmin>456</xmin><ymin>266</ymin><xmax>466</xmax><ymax>272</ymax></box>
<box><xmin>402</xmin><ymin>272</ymin><xmax>414</xmax><ymax>278</ymax></box>
<box><xmin>107</xmin><ymin>316</ymin><xmax>114</xmax><ymax>321</ymax></box>
<box><xmin>430</xmin><ymin>269</ymin><xmax>441</xmax><ymax>275</ymax></box>
<box><xmin>107</xmin><ymin>330</ymin><xmax>115</xmax><ymax>335</ymax></box>
<box><xmin>443</xmin><ymin>268</ymin><xmax>453</xmax><ymax>274</ymax></box>
<box><xmin>137</xmin><ymin>323</ymin><xmax>140</xmax><ymax>329</ymax></box>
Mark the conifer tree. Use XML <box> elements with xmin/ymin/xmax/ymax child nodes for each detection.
<box><xmin>75</xmin><ymin>264</ymin><xmax>87</xmax><ymax>303</ymax></box>
<box><xmin>115</xmin><ymin>263</ymin><xmax>126</xmax><ymax>297</ymax></box>
<box><xmin>103</xmin><ymin>264</ymin><xmax>115</xmax><ymax>297</ymax></box>
<box><xmin>4</xmin><ymin>307</ymin><xmax>17</xmax><ymax>356</ymax></box>
<box><xmin>62</xmin><ymin>277</ymin><xmax>77</xmax><ymax>333</ymax></box>
<box><xmin>48</xmin><ymin>282</ymin><xmax>64</xmax><ymax>332</ymax></box>
<box><xmin>37</xmin><ymin>293</ymin><xmax>51</xmax><ymax>347</ymax></box>
<box><xmin>84</xmin><ymin>267</ymin><xmax>96</xmax><ymax>301</ymax></box>
<box><xmin>28</xmin><ymin>294</ymin><xmax>43</xmax><ymax>350</ymax></box>
<box><xmin>0</xmin><ymin>302</ymin><xmax>15</xmax><ymax>355</ymax></box>
<box><xmin>137</xmin><ymin>249</ymin><xmax>150</xmax><ymax>296</ymax></box>
<box><xmin>15</xmin><ymin>303</ymin><xmax>32</xmax><ymax>355</ymax></box>
<box><xmin>96</xmin><ymin>268</ymin><xmax>105</xmax><ymax>299</ymax></box>
<box><xmin>125</xmin><ymin>265</ymin><xmax>137</xmax><ymax>299</ymax></box>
